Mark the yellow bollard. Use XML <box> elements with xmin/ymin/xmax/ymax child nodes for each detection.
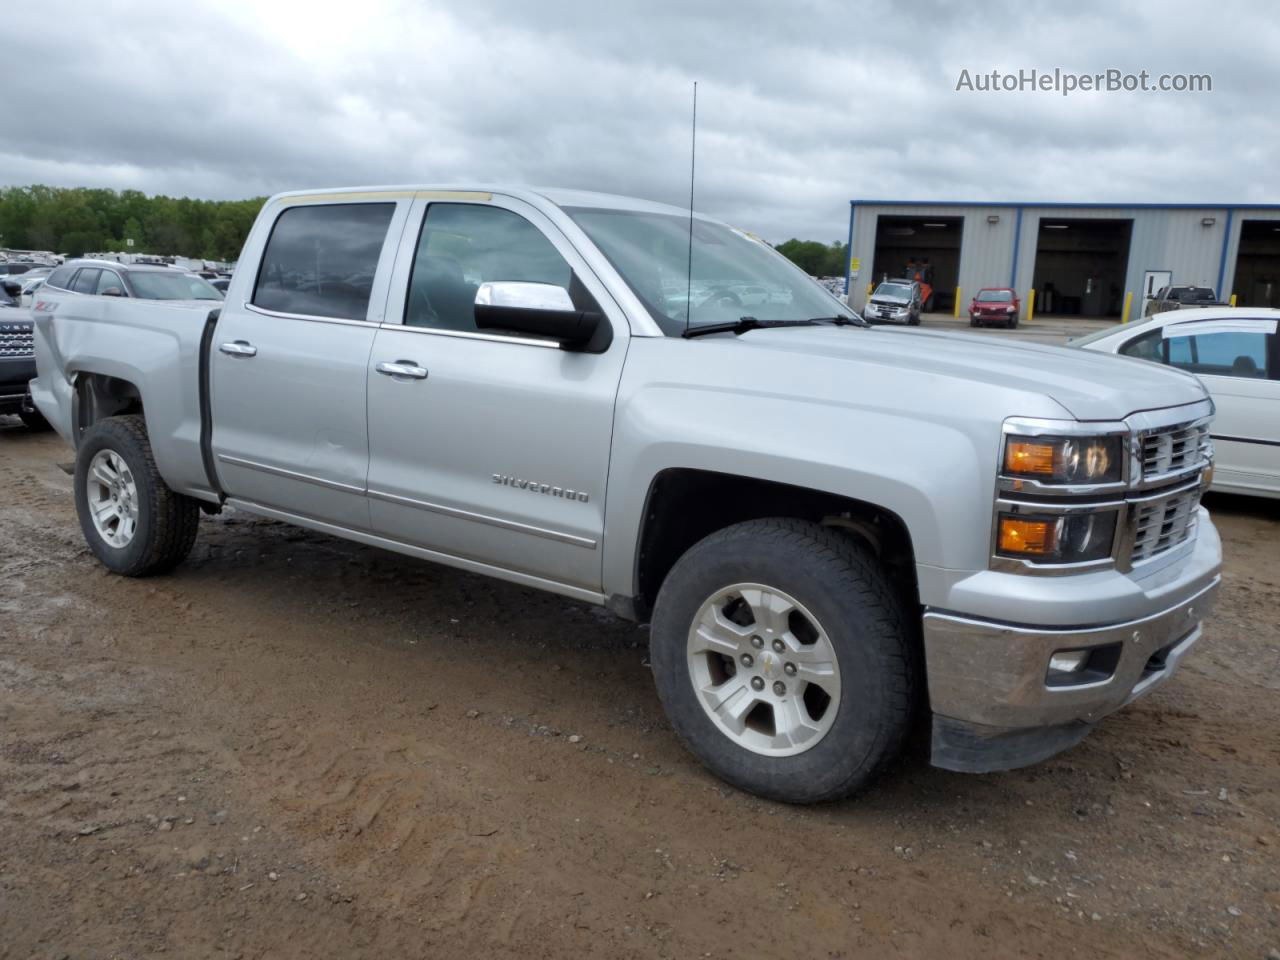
<box><xmin>1026</xmin><ymin>288</ymin><xmax>1036</xmax><ymax>324</ymax></box>
<box><xmin>1229</xmin><ymin>293</ymin><xmax>1238</xmax><ymax>307</ymax></box>
<box><xmin>953</xmin><ymin>287</ymin><xmax>962</xmax><ymax>319</ymax></box>
<box><xmin>1121</xmin><ymin>291</ymin><xmax>1133</xmax><ymax>324</ymax></box>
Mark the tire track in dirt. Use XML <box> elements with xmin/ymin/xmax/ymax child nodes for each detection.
<box><xmin>2</xmin><ymin>425</ymin><xmax>1277</xmax><ymax>958</ymax></box>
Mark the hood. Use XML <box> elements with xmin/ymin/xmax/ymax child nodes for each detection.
<box><xmin>729</xmin><ymin>324</ymin><xmax>1208</xmax><ymax>421</ymax></box>
<box><xmin>867</xmin><ymin>296</ymin><xmax>909</xmax><ymax>306</ymax></box>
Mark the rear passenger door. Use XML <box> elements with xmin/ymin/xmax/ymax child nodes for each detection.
<box><xmin>209</xmin><ymin>198</ymin><xmax>410</xmax><ymax>529</ymax></box>
<box><xmin>364</xmin><ymin>195</ymin><xmax>630</xmax><ymax>593</ymax></box>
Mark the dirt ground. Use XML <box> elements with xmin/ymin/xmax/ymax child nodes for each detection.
<box><xmin>2</xmin><ymin>419</ymin><xmax>1278</xmax><ymax>960</ymax></box>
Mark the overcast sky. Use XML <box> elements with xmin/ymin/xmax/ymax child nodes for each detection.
<box><xmin>5</xmin><ymin>0</ymin><xmax>1275</xmax><ymax>241</ymax></box>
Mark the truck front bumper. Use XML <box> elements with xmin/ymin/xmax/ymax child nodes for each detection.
<box><xmin>923</xmin><ymin>524</ymin><xmax>1221</xmax><ymax>773</ymax></box>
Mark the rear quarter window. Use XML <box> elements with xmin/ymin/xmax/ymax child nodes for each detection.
<box><xmin>251</xmin><ymin>203</ymin><xmax>395</xmax><ymax>320</ymax></box>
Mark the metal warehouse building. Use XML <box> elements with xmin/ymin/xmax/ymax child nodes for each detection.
<box><xmin>844</xmin><ymin>201</ymin><xmax>1280</xmax><ymax>320</ymax></box>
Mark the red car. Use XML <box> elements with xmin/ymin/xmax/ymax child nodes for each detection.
<box><xmin>969</xmin><ymin>287</ymin><xmax>1020</xmax><ymax>329</ymax></box>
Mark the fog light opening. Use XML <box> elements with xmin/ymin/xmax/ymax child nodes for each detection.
<box><xmin>1045</xmin><ymin>643</ymin><xmax>1122</xmax><ymax>688</ymax></box>
<box><xmin>1048</xmin><ymin>650</ymin><xmax>1090</xmax><ymax>675</ymax></box>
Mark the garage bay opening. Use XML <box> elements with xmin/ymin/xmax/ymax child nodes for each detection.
<box><xmin>1231</xmin><ymin>219</ymin><xmax>1280</xmax><ymax>308</ymax></box>
<box><xmin>870</xmin><ymin>215</ymin><xmax>963</xmax><ymax>313</ymax></box>
<box><xmin>1031</xmin><ymin>218</ymin><xmax>1133</xmax><ymax>318</ymax></box>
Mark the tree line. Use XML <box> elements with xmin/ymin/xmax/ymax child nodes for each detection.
<box><xmin>0</xmin><ymin>186</ymin><xmax>266</xmax><ymax>262</ymax></box>
<box><xmin>0</xmin><ymin>184</ymin><xmax>849</xmax><ymax>275</ymax></box>
<box><xmin>774</xmin><ymin>238</ymin><xmax>848</xmax><ymax>277</ymax></box>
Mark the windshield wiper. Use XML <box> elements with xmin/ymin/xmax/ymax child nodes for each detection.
<box><xmin>806</xmin><ymin>315</ymin><xmax>869</xmax><ymax>328</ymax></box>
<box><xmin>683</xmin><ymin>315</ymin><xmax>867</xmax><ymax>339</ymax></box>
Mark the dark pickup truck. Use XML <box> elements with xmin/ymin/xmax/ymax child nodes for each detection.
<box><xmin>1145</xmin><ymin>285</ymin><xmax>1228</xmax><ymax>317</ymax></box>
<box><xmin>0</xmin><ymin>282</ymin><xmax>47</xmax><ymax>429</ymax></box>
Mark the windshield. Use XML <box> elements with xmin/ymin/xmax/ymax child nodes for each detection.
<box><xmin>564</xmin><ymin>207</ymin><xmax>854</xmax><ymax>336</ymax></box>
<box><xmin>976</xmin><ymin>289</ymin><xmax>1013</xmax><ymax>302</ymax></box>
<box><xmin>128</xmin><ymin>271</ymin><xmax>223</xmax><ymax>300</ymax></box>
<box><xmin>873</xmin><ymin>283</ymin><xmax>911</xmax><ymax>300</ymax></box>
<box><xmin>1067</xmin><ymin>320</ymin><xmax>1132</xmax><ymax>346</ymax></box>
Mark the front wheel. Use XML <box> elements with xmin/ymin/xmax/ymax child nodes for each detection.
<box><xmin>74</xmin><ymin>415</ymin><xmax>200</xmax><ymax>576</ymax></box>
<box><xmin>649</xmin><ymin>519</ymin><xmax>916</xmax><ymax>803</ymax></box>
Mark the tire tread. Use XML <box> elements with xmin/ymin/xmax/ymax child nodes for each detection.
<box><xmin>652</xmin><ymin>517</ymin><xmax>919</xmax><ymax>803</ymax></box>
<box><xmin>76</xmin><ymin>415</ymin><xmax>199</xmax><ymax>576</ymax></box>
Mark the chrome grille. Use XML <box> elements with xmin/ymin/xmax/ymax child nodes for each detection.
<box><xmin>0</xmin><ymin>322</ymin><xmax>33</xmax><ymax>358</ymax></box>
<box><xmin>1130</xmin><ymin>488</ymin><xmax>1200</xmax><ymax>563</ymax></box>
<box><xmin>1141</xmin><ymin>423</ymin><xmax>1209</xmax><ymax>482</ymax></box>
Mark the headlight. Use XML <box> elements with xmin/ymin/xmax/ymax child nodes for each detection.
<box><xmin>1005</xmin><ymin>306</ymin><xmax>1016</xmax><ymax>313</ymax></box>
<box><xmin>997</xmin><ymin>511</ymin><xmax>1118</xmax><ymax>564</ymax></box>
<box><xmin>1003</xmin><ymin>434</ymin><xmax>1124</xmax><ymax>485</ymax></box>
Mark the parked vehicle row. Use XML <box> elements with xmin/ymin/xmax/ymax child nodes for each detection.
<box><xmin>30</xmin><ymin>184</ymin><xmax>1221</xmax><ymax>804</ymax></box>
<box><xmin>35</xmin><ymin>260</ymin><xmax>223</xmax><ymax>302</ymax></box>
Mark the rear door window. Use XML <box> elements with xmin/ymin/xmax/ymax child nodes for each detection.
<box><xmin>96</xmin><ymin>270</ymin><xmax>127</xmax><ymax>296</ymax></box>
<box><xmin>71</xmin><ymin>268</ymin><xmax>101</xmax><ymax>294</ymax></box>
<box><xmin>252</xmin><ymin>203</ymin><xmax>396</xmax><ymax>320</ymax></box>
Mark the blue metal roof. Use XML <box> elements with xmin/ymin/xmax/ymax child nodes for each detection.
<box><xmin>849</xmin><ymin>200</ymin><xmax>1280</xmax><ymax>210</ymax></box>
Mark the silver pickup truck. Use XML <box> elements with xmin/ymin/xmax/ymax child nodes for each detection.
<box><xmin>30</xmin><ymin>186</ymin><xmax>1222</xmax><ymax>803</ymax></box>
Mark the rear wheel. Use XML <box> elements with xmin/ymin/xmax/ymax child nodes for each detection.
<box><xmin>74</xmin><ymin>415</ymin><xmax>199</xmax><ymax>576</ymax></box>
<box><xmin>650</xmin><ymin>519</ymin><xmax>916</xmax><ymax>803</ymax></box>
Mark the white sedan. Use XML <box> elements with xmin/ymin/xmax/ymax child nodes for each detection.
<box><xmin>19</xmin><ymin>274</ymin><xmax>47</xmax><ymax>306</ymax></box>
<box><xmin>1073</xmin><ymin>306</ymin><xmax>1280</xmax><ymax>499</ymax></box>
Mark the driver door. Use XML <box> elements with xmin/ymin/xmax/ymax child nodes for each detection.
<box><xmin>364</xmin><ymin>195</ymin><xmax>630</xmax><ymax>593</ymax></box>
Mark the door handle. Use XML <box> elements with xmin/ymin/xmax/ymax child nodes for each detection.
<box><xmin>376</xmin><ymin>360</ymin><xmax>428</xmax><ymax>380</ymax></box>
<box><xmin>219</xmin><ymin>340</ymin><xmax>257</xmax><ymax>357</ymax></box>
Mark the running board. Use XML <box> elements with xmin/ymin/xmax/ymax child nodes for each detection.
<box><xmin>224</xmin><ymin>497</ymin><xmax>607</xmax><ymax>607</ymax></box>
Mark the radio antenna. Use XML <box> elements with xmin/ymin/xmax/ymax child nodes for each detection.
<box><xmin>685</xmin><ymin>80</ymin><xmax>697</xmax><ymax>331</ymax></box>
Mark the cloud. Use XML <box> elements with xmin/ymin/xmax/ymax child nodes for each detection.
<box><xmin>5</xmin><ymin>0</ymin><xmax>1276</xmax><ymax>241</ymax></box>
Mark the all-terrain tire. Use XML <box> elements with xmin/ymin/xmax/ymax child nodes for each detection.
<box><xmin>650</xmin><ymin>518</ymin><xmax>917</xmax><ymax>803</ymax></box>
<box><xmin>74</xmin><ymin>415</ymin><xmax>199</xmax><ymax>576</ymax></box>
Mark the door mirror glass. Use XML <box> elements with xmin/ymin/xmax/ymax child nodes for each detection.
<box><xmin>474</xmin><ymin>281</ymin><xmax>603</xmax><ymax>347</ymax></box>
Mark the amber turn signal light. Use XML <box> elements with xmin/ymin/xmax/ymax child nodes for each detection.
<box><xmin>1004</xmin><ymin>440</ymin><xmax>1057</xmax><ymax>476</ymax></box>
<box><xmin>998</xmin><ymin>517</ymin><xmax>1056</xmax><ymax>556</ymax></box>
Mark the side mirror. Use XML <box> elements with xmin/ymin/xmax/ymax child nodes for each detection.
<box><xmin>2</xmin><ymin>280</ymin><xmax>20</xmax><ymax>297</ymax></box>
<box><xmin>101</xmin><ymin>287</ymin><xmax>126</xmax><ymax>297</ymax></box>
<box><xmin>474</xmin><ymin>281</ymin><xmax>604</xmax><ymax>348</ymax></box>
